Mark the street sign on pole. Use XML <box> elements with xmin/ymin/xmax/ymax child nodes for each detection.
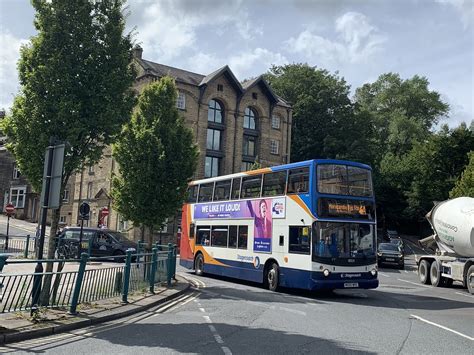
<box><xmin>79</xmin><ymin>202</ymin><xmax>90</xmax><ymax>220</ymax></box>
<box><xmin>5</xmin><ymin>203</ymin><xmax>15</xmax><ymax>215</ymax></box>
<box><xmin>4</xmin><ymin>203</ymin><xmax>14</xmax><ymax>250</ymax></box>
<box><xmin>40</xmin><ymin>143</ymin><xmax>65</xmax><ymax>209</ymax></box>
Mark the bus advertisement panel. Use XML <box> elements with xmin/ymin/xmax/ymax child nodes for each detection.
<box><xmin>194</xmin><ymin>197</ymin><xmax>286</xmax><ymax>252</ymax></box>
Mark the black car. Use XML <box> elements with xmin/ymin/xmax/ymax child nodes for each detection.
<box><xmin>385</xmin><ymin>229</ymin><xmax>399</xmax><ymax>241</ymax></box>
<box><xmin>377</xmin><ymin>243</ymin><xmax>404</xmax><ymax>269</ymax></box>
<box><xmin>389</xmin><ymin>237</ymin><xmax>404</xmax><ymax>250</ymax></box>
<box><xmin>56</xmin><ymin>227</ymin><xmax>136</xmax><ymax>260</ymax></box>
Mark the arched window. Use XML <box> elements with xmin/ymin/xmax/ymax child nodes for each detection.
<box><xmin>244</xmin><ymin>107</ymin><xmax>257</xmax><ymax>130</ymax></box>
<box><xmin>208</xmin><ymin>99</ymin><xmax>223</xmax><ymax>123</ymax></box>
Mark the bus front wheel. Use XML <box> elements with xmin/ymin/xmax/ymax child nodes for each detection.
<box><xmin>195</xmin><ymin>254</ymin><xmax>204</xmax><ymax>276</ymax></box>
<box><xmin>264</xmin><ymin>263</ymin><xmax>279</xmax><ymax>292</ymax></box>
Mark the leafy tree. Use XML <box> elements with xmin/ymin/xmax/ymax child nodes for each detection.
<box><xmin>265</xmin><ymin>64</ymin><xmax>373</xmax><ymax>163</ymax></box>
<box><xmin>112</xmin><ymin>77</ymin><xmax>198</xmax><ymax>248</ymax></box>
<box><xmin>450</xmin><ymin>152</ymin><xmax>474</xmax><ymax>198</ymax></box>
<box><xmin>1</xmin><ymin>0</ymin><xmax>135</xmax><ymax>300</ymax></box>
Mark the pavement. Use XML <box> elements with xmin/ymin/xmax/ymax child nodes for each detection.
<box><xmin>0</xmin><ymin>214</ymin><xmax>50</xmax><ymax>238</ymax></box>
<box><xmin>0</xmin><ymin>277</ymin><xmax>190</xmax><ymax>345</ymax></box>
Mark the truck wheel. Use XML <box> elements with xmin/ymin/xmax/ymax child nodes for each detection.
<box><xmin>419</xmin><ymin>260</ymin><xmax>431</xmax><ymax>285</ymax></box>
<box><xmin>467</xmin><ymin>265</ymin><xmax>474</xmax><ymax>295</ymax></box>
<box><xmin>430</xmin><ymin>260</ymin><xmax>441</xmax><ymax>287</ymax></box>
<box><xmin>195</xmin><ymin>254</ymin><xmax>204</xmax><ymax>276</ymax></box>
<box><xmin>264</xmin><ymin>263</ymin><xmax>279</xmax><ymax>292</ymax></box>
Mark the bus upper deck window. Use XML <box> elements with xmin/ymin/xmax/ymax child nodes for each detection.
<box><xmin>287</xmin><ymin>167</ymin><xmax>309</xmax><ymax>194</ymax></box>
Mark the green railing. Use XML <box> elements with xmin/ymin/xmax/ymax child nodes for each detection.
<box><xmin>0</xmin><ymin>235</ymin><xmax>36</xmax><ymax>258</ymax></box>
<box><xmin>0</xmin><ymin>245</ymin><xmax>177</xmax><ymax>314</ymax></box>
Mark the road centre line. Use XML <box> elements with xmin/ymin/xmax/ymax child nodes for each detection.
<box><xmin>397</xmin><ymin>278</ymin><xmax>431</xmax><ymax>288</ymax></box>
<box><xmin>410</xmin><ymin>314</ymin><xmax>473</xmax><ymax>341</ymax></box>
<box><xmin>203</xmin><ymin>315</ymin><xmax>232</xmax><ymax>354</ymax></box>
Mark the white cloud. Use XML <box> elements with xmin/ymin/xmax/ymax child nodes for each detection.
<box><xmin>435</xmin><ymin>0</ymin><xmax>473</xmax><ymax>28</ymax></box>
<box><xmin>228</xmin><ymin>48</ymin><xmax>288</xmax><ymax>79</ymax></box>
<box><xmin>0</xmin><ymin>31</ymin><xmax>27</xmax><ymax>110</ymax></box>
<box><xmin>285</xmin><ymin>11</ymin><xmax>386</xmax><ymax>65</ymax></box>
<box><xmin>186</xmin><ymin>52</ymin><xmax>223</xmax><ymax>74</ymax></box>
<box><xmin>129</xmin><ymin>0</ymin><xmax>262</xmax><ymax>61</ymax></box>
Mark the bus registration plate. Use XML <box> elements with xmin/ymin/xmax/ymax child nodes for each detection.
<box><xmin>344</xmin><ymin>282</ymin><xmax>359</xmax><ymax>288</ymax></box>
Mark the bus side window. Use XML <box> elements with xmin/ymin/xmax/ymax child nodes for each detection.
<box><xmin>238</xmin><ymin>226</ymin><xmax>248</xmax><ymax>249</ymax></box>
<box><xmin>228</xmin><ymin>226</ymin><xmax>238</xmax><ymax>248</ymax></box>
<box><xmin>196</xmin><ymin>226</ymin><xmax>210</xmax><ymax>246</ymax></box>
<box><xmin>241</xmin><ymin>175</ymin><xmax>262</xmax><ymax>199</ymax></box>
<box><xmin>214</xmin><ymin>179</ymin><xmax>231</xmax><ymax>201</ymax></box>
<box><xmin>288</xmin><ymin>226</ymin><xmax>310</xmax><ymax>255</ymax></box>
<box><xmin>198</xmin><ymin>183</ymin><xmax>214</xmax><ymax>202</ymax></box>
<box><xmin>189</xmin><ymin>223</ymin><xmax>195</xmax><ymax>239</ymax></box>
<box><xmin>186</xmin><ymin>185</ymin><xmax>198</xmax><ymax>203</ymax></box>
<box><xmin>262</xmin><ymin>171</ymin><xmax>287</xmax><ymax>197</ymax></box>
<box><xmin>231</xmin><ymin>178</ymin><xmax>241</xmax><ymax>200</ymax></box>
<box><xmin>287</xmin><ymin>167</ymin><xmax>309</xmax><ymax>194</ymax></box>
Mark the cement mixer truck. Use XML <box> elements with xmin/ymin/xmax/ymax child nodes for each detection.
<box><xmin>417</xmin><ymin>197</ymin><xmax>474</xmax><ymax>294</ymax></box>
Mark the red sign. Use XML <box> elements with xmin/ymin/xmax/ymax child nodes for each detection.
<box><xmin>5</xmin><ymin>203</ymin><xmax>15</xmax><ymax>215</ymax></box>
<box><xmin>101</xmin><ymin>207</ymin><xmax>109</xmax><ymax>217</ymax></box>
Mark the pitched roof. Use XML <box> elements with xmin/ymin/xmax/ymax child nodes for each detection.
<box><xmin>199</xmin><ymin>65</ymin><xmax>244</xmax><ymax>94</ymax></box>
<box><xmin>242</xmin><ymin>75</ymin><xmax>279</xmax><ymax>105</ymax></box>
<box><xmin>139</xmin><ymin>59</ymin><xmax>205</xmax><ymax>86</ymax></box>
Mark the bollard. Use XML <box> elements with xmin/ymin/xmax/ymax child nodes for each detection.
<box><xmin>69</xmin><ymin>253</ymin><xmax>89</xmax><ymax>315</ymax></box>
<box><xmin>121</xmin><ymin>249</ymin><xmax>133</xmax><ymax>304</ymax></box>
<box><xmin>172</xmin><ymin>244</ymin><xmax>177</xmax><ymax>280</ymax></box>
<box><xmin>167</xmin><ymin>243</ymin><xmax>173</xmax><ymax>286</ymax></box>
<box><xmin>24</xmin><ymin>235</ymin><xmax>30</xmax><ymax>259</ymax></box>
<box><xmin>149</xmin><ymin>248</ymin><xmax>158</xmax><ymax>294</ymax></box>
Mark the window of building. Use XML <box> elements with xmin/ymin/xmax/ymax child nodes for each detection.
<box><xmin>205</xmin><ymin>156</ymin><xmax>219</xmax><ymax>178</ymax></box>
<box><xmin>87</xmin><ymin>182</ymin><xmax>93</xmax><ymax>199</ymax></box>
<box><xmin>241</xmin><ymin>175</ymin><xmax>262</xmax><ymax>198</ymax></box>
<box><xmin>217</xmin><ymin>84</ymin><xmax>224</xmax><ymax>92</ymax></box>
<box><xmin>262</xmin><ymin>171</ymin><xmax>287</xmax><ymax>197</ymax></box>
<box><xmin>198</xmin><ymin>182</ymin><xmax>214</xmax><ymax>202</ymax></box>
<box><xmin>176</xmin><ymin>91</ymin><xmax>186</xmax><ymax>110</ymax></box>
<box><xmin>287</xmin><ymin>167</ymin><xmax>310</xmax><ymax>194</ymax></box>
<box><xmin>231</xmin><ymin>178</ymin><xmax>241</xmax><ymax>199</ymax></box>
<box><xmin>207</xmin><ymin>129</ymin><xmax>221</xmax><ymax>151</ymax></box>
<box><xmin>243</xmin><ymin>107</ymin><xmax>257</xmax><ymax>130</ymax></box>
<box><xmin>211</xmin><ymin>226</ymin><xmax>228</xmax><ymax>247</ymax></box>
<box><xmin>243</xmin><ymin>135</ymin><xmax>256</xmax><ymax>156</ymax></box>
<box><xmin>238</xmin><ymin>226</ymin><xmax>248</xmax><ymax>249</ymax></box>
<box><xmin>88</xmin><ymin>165</ymin><xmax>94</xmax><ymax>174</ymax></box>
<box><xmin>272</xmin><ymin>115</ymin><xmax>281</xmax><ymax>129</ymax></box>
<box><xmin>63</xmin><ymin>189</ymin><xmax>70</xmax><ymax>202</ymax></box>
<box><xmin>270</xmin><ymin>139</ymin><xmax>280</xmax><ymax>155</ymax></box>
<box><xmin>252</xmin><ymin>92</ymin><xmax>258</xmax><ymax>100</ymax></box>
<box><xmin>241</xmin><ymin>161</ymin><xmax>254</xmax><ymax>172</ymax></box>
<box><xmin>59</xmin><ymin>216</ymin><xmax>66</xmax><ymax>224</ymax></box>
<box><xmin>288</xmin><ymin>226</ymin><xmax>311</xmax><ymax>254</ymax></box>
<box><xmin>213</xmin><ymin>179</ymin><xmax>231</xmax><ymax>201</ymax></box>
<box><xmin>9</xmin><ymin>186</ymin><xmax>26</xmax><ymax>208</ymax></box>
<box><xmin>208</xmin><ymin>99</ymin><xmax>223</xmax><ymax>123</ymax></box>
<box><xmin>13</xmin><ymin>164</ymin><xmax>21</xmax><ymax>179</ymax></box>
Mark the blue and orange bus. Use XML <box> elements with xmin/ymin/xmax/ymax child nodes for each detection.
<box><xmin>180</xmin><ymin>159</ymin><xmax>378</xmax><ymax>291</ymax></box>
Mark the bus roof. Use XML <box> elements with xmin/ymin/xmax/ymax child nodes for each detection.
<box><xmin>190</xmin><ymin>159</ymin><xmax>372</xmax><ymax>185</ymax></box>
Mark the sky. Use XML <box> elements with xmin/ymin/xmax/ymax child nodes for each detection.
<box><xmin>0</xmin><ymin>0</ymin><xmax>473</xmax><ymax>128</ymax></box>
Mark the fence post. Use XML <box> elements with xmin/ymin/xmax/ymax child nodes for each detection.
<box><xmin>149</xmin><ymin>248</ymin><xmax>158</xmax><ymax>294</ymax></box>
<box><xmin>69</xmin><ymin>252</ymin><xmax>89</xmax><ymax>315</ymax></box>
<box><xmin>172</xmin><ymin>244</ymin><xmax>177</xmax><ymax>280</ymax></box>
<box><xmin>122</xmin><ymin>249</ymin><xmax>133</xmax><ymax>304</ymax></box>
<box><xmin>24</xmin><ymin>235</ymin><xmax>30</xmax><ymax>259</ymax></box>
<box><xmin>88</xmin><ymin>238</ymin><xmax>93</xmax><ymax>257</ymax></box>
<box><xmin>167</xmin><ymin>243</ymin><xmax>173</xmax><ymax>286</ymax></box>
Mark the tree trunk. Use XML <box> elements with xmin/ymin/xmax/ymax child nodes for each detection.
<box><xmin>40</xmin><ymin>207</ymin><xmax>61</xmax><ymax>305</ymax></box>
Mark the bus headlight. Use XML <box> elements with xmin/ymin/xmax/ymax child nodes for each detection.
<box><xmin>370</xmin><ymin>268</ymin><xmax>377</xmax><ymax>276</ymax></box>
<box><xmin>323</xmin><ymin>269</ymin><xmax>330</xmax><ymax>277</ymax></box>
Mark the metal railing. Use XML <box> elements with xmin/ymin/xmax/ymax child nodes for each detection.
<box><xmin>0</xmin><ymin>244</ymin><xmax>177</xmax><ymax>314</ymax></box>
<box><xmin>0</xmin><ymin>235</ymin><xmax>36</xmax><ymax>258</ymax></box>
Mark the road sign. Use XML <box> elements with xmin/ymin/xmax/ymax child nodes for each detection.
<box><xmin>101</xmin><ymin>207</ymin><xmax>109</xmax><ymax>217</ymax></box>
<box><xmin>5</xmin><ymin>203</ymin><xmax>15</xmax><ymax>215</ymax></box>
<box><xmin>40</xmin><ymin>143</ymin><xmax>65</xmax><ymax>209</ymax></box>
<box><xmin>79</xmin><ymin>202</ymin><xmax>90</xmax><ymax>220</ymax></box>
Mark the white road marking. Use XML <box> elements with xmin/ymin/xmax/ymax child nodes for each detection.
<box><xmin>203</xmin><ymin>315</ymin><xmax>212</xmax><ymax>323</ymax></box>
<box><xmin>199</xmin><ymin>307</ymin><xmax>206</xmax><ymax>312</ymax></box>
<box><xmin>203</xmin><ymin>315</ymin><xmax>232</xmax><ymax>354</ymax></box>
<box><xmin>410</xmin><ymin>314</ymin><xmax>474</xmax><ymax>341</ymax></box>
<box><xmin>455</xmin><ymin>292</ymin><xmax>474</xmax><ymax>299</ymax></box>
<box><xmin>222</xmin><ymin>346</ymin><xmax>233</xmax><ymax>355</ymax></box>
<box><xmin>209</xmin><ymin>325</ymin><xmax>217</xmax><ymax>333</ymax></box>
<box><xmin>397</xmin><ymin>278</ymin><xmax>431</xmax><ymax>288</ymax></box>
<box><xmin>279</xmin><ymin>306</ymin><xmax>307</xmax><ymax>316</ymax></box>
<box><xmin>379</xmin><ymin>272</ymin><xmax>391</xmax><ymax>277</ymax></box>
<box><xmin>214</xmin><ymin>334</ymin><xmax>224</xmax><ymax>344</ymax></box>
<box><xmin>404</xmin><ymin>270</ymin><xmax>408</xmax><ymax>273</ymax></box>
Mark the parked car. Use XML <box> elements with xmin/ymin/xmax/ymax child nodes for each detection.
<box><xmin>56</xmin><ymin>227</ymin><xmax>136</xmax><ymax>260</ymax></box>
<box><xmin>385</xmin><ymin>229</ymin><xmax>399</xmax><ymax>241</ymax></box>
<box><xmin>377</xmin><ymin>243</ymin><xmax>404</xmax><ymax>269</ymax></box>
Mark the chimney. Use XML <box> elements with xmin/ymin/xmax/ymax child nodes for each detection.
<box><xmin>133</xmin><ymin>45</ymin><xmax>143</xmax><ymax>59</ymax></box>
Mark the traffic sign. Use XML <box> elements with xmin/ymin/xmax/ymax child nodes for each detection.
<box><xmin>101</xmin><ymin>207</ymin><xmax>109</xmax><ymax>217</ymax></box>
<box><xmin>5</xmin><ymin>203</ymin><xmax>15</xmax><ymax>215</ymax></box>
<box><xmin>79</xmin><ymin>202</ymin><xmax>90</xmax><ymax>220</ymax></box>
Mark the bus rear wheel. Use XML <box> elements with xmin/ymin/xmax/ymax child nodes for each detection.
<box><xmin>195</xmin><ymin>254</ymin><xmax>204</xmax><ymax>276</ymax></box>
<box><xmin>264</xmin><ymin>263</ymin><xmax>279</xmax><ymax>292</ymax></box>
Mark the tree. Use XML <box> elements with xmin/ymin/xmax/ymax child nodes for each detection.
<box><xmin>450</xmin><ymin>152</ymin><xmax>474</xmax><ymax>198</ymax></box>
<box><xmin>265</xmin><ymin>64</ymin><xmax>372</xmax><ymax>163</ymax></box>
<box><xmin>1</xmin><ymin>0</ymin><xmax>135</xmax><ymax>300</ymax></box>
<box><xmin>112</xmin><ymin>77</ymin><xmax>198</xmax><ymax>248</ymax></box>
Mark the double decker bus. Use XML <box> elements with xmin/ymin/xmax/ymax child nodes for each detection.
<box><xmin>180</xmin><ymin>159</ymin><xmax>378</xmax><ymax>291</ymax></box>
